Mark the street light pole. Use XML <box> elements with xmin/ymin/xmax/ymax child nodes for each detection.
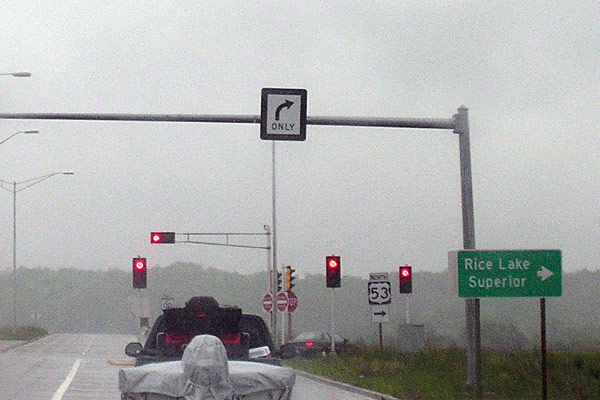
<box><xmin>0</xmin><ymin>72</ymin><xmax>31</xmax><ymax>77</ymax></box>
<box><xmin>12</xmin><ymin>181</ymin><xmax>16</xmax><ymax>332</ymax></box>
<box><xmin>0</xmin><ymin>130</ymin><xmax>39</xmax><ymax>146</ymax></box>
<box><xmin>0</xmin><ymin>172</ymin><xmax>74</xmax><ymax>332</ymax></box>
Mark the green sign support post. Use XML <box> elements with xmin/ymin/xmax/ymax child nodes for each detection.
<box><xmin>450</xmin><ymin>249</ymin><xmax>561</xmax><ymax>400</ymax></box>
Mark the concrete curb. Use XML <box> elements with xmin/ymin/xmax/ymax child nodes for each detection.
<box><xmin>0</xmin><ymin>335</ymin><xmax>50</xmax><ymax>353</ymax></box>
<box><xmin>0</xmin><ymin>340</ymin><xmax>26</xmax><ymax>353</ymax></box>
<box><xmin>293</xmin><ymin>369</ymin><xmax>400</xmax><ymax>400</ymax></box>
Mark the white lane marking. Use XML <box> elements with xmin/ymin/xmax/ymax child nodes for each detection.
<box><xmin>82</xmin><ymin>342</ymin><xmax>92</xmax><ymax>355</ymax></box>
<box><xmin>51</xmin><ymin>358</ymin><xmax>82</xmax><ymax>400</ymax></box>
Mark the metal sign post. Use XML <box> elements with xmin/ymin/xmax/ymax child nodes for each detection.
<box><xmin>540</xmin><ymin>298</ymin><xmax>548</xmax><ymax>400</ymax></box>
<box><xmin>451</xmin><ymin>249</ymin><xmax>561</xmax><ymax>400</ymax></box>
<box><xmin>369</xmin><ymin>272</ymin><xmax>391</xmax><ymax>350</ymax></box>
<box><xmin>286</xmin><ymin>291</ymin><xmax>298</xmax><ymax>343</ymax></box>
<box><xmin>454</xmin><ymin>107</ymin><xmax>483</xmax><ymax>399</ymax></box>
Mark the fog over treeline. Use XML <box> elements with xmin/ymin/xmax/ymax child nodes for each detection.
<box><xmin>1</xmin><ymin>263</ymin><xmax>598</xmax><ymax>349</ymax></box>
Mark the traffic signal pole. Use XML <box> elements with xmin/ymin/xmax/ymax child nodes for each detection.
<box><xmin>405</xmin><ymin>295</ymin><xmax>411</xmax><ymax>325</ymax></box>
<box><xmin>330</xmin><ymin>288</ymin><xmax>335</xmax><ymax>355</ymax></box>
<box><xmin>455</xmin><ymin>107</ymin><xmax>481</xmax><ymax>399</ymax></box>
<box><xmin>137</xmin><ymin>289</ymin><xmax>150</xmax><ymax>343</ymax></box>
<box><xmin>1</xmin><ymin>106</ymin><xmax>478</xmax><ymax>397</ymax></box>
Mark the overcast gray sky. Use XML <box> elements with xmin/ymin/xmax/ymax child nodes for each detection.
<box><xmin>1</xmin><ymin>1</ymin><xmax>598</xmax><ymax>278</ymax></box>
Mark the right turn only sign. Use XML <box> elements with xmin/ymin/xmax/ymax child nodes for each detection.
<box><xmin>260</xmin><ymin>88</ymin><xmax>307</xmax><ymax>141</ymax></box>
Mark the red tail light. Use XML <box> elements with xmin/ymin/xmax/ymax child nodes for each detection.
<box><xmin>305</xmin><ymin>341</ymin><xmax>314</xmax><ymax>347</ymax></box>
<box><xmin>220</xmin><ymin>332</ymin><xmax>241</xmax><ymax>344</ymax></box>
<box><xmin>165</xmin><ymin>333</ymin><xmax>193</xmax><ymax>344</ymax></box>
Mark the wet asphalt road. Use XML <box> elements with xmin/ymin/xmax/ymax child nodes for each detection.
<box><xmin>0</xmin><ymin>334</ymin><xmax>389</xmax><ymax>400</ymax></box>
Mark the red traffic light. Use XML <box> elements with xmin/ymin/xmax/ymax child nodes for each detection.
<box><xmin>132</xmin><ymin>257</ymin><xmax>147</xmax><ymax>289</ymax></box>
<box><xmin>150</xmin><ymin>232</ymin><xmax>176</xmax><ymax>244</ymax></box>
<box><xmin>134</xmin><ymin>260</ymin><xmax>146</xmax><ymax>270</ymax></box>
<box><xmin>399</xmin><ymin>265</ymin><xmax>412</xmax><ymax>294</ymax></box>
<box><xmin>325</xmin><ymin>256</ymin><xmax>341</xmax><ymax>288</ymax></box>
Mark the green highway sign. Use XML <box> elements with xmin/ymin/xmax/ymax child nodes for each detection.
<box><xmin>454</xmin><ymin>250</ymin><xmax>562</xmax><ymax>298</ymax></box>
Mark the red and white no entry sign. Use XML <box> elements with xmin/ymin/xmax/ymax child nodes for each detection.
<box><xmin>262</xmin><ymin>293</ymin><xmax>273</xmax><ymax>312</ymax></box>
<box><xmin>287</xmin><ymin>291</ymin><xmax>298</xmax><ymax>312</ymax></box>
<box><xmin>276</xmin><ymin>292</ymin><xmax>288</xmax><ymax>312</ymax></box>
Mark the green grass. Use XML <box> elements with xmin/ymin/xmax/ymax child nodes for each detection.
<box><xmin>283</xmin><ymin>346</ymin><xmax>600</xmax><ymax>399</ymax></box>
<box><xmin>0</xmin><ymin>325</ymin><xmax>48</xmax><ymax>341</ymax></box>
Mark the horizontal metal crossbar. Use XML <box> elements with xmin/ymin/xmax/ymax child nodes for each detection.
<box><xmin>0</xmin><ymin>113</ymin><xmax>456</xmax><ymax>130</ymax></box>
<box><xmin>181</xmin><ymin>240</ymin><xmax>270</xmax><ymax>250</ymax></box>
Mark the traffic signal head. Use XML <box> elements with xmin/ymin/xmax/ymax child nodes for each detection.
<box><xmin>150</xmin><ymin>232</ymin><xmax>176</xmax><ymax>244</ymax></box>
<box><xmin>276</xmin><ymin>271</ymin><xmax>283</xmax><ymax>292</ymax></box>
<box><xmin>326</xmin><ymin>256</ymin><xmax>341</xmax><ymax>288</ymax></box>
<box><xmin>133</xmin><ymin>257</ymin><xmax>147</xmax><ymax>289</ymax></box>
<box><xmin>285</xmin><ymin>266</ymin><xmax>296</xmax><ymax>292</ymax></box>
<box><xmin>399</xmin><ymin>265</ymin><xmax>412</xmax><ymax>294</ymax></box>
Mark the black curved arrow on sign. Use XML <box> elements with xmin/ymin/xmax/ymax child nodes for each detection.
<box><xmin>275</xmin><ymin>100</ymin><xmax>294</xmax><ymax>121</ymax></box>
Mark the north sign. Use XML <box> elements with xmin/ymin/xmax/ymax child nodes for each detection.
<box><xmin>453</xmin><ymin>250</ymin><xmax>562</xmax><ymax>298</ymax></box>
<box><xmin>260</xmin><ymin>88</ymin><xmax>307</xmax><ymax>141</ymax></box>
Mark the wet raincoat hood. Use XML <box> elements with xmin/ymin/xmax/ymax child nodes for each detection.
<box><xmin>181</xmin><ymin>335</ymin><xmax>234</xmax><ymax>400</ymax></box>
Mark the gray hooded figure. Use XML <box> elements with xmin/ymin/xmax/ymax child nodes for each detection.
<box><xmin>182</xmin><ymin>335</ymin><xmax>234</xmax><ymax>400</ymax></box>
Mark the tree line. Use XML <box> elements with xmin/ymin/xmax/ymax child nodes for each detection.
<box><xmin>0</xmin><ymin>263</ymin><xmax>598</xmax><ymax>349</ymax></box>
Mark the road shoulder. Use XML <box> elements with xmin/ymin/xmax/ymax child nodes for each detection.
<box><xmin>293</xmin><ymin>369</ymin><xmax>400</xmax><ymax>400</ymax></box>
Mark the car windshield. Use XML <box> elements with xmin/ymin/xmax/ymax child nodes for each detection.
<box><xmin>333</xmin><ymin>333</ymin><xmax>345</xmax><ymax>343</ymax></box>
<box><xmin>294</xmin><ymin>331</ymin><xmax>329</xmax><ymax>341</ymax></box>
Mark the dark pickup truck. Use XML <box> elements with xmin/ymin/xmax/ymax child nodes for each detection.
<box><xmin>125</xmin><ymin>296</ymin><xmax>278</xmax><ymax>366</ymax></box>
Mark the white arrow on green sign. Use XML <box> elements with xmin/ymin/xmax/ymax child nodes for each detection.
<box><xmin>454</xmin><ymin>250</ymin><xmax>561</xmax><ymax>298</ymax></box>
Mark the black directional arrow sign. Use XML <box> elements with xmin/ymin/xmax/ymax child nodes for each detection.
<box><xmin>371</xmin><ymin>304</ymin><xmax>390</xmax><ymax>323</ymax></box>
